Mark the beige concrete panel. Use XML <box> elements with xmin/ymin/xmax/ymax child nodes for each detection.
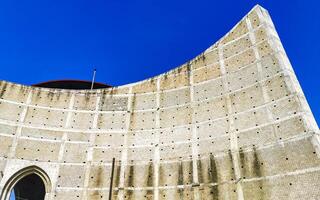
<box><xmin>54</xmin><ymin>190</ymin><xmax>84</xmax><ymax>200</ymax></box>
<box><xmin>160</xmin><ymin>143</ymin><xmax>192</xmax><ymax>161</ymax></box>
<box><xmin>221</xmin><ymin>20</ymin><xmax>248</xmax><ymax>44</ymax></box>
<box><xmin>92</xmin><ymin>147</ymin><xmax>122</xmax><ymax>163</ymax></box>
<box><xmin>226</xmin><ymin>63</ymin><xmax>259</xmax><ymax>91</ymax></box>
<box><xmin>257</xmin><ymin>40</ymin><xmax>274</xmax><ymax>58</ymax></box>
<box><xmin>0</xmin><ymin>159</ymin><xmax>6</xmax><ymax>182</ymax></box>
<box><xmin>192</xmin><ymin>63</ymin><xmax>221</xmax><ymax>84</ymax></box>
<box><xmin>132</xmin><ymin>93</ymin><xmax>157</xmax><ymax>110</ymax></box>
<box><xmin>69</xmin><ymin>112</ymin><xmax>94</xmax><ymax>129</ymax></box>
<box><xmin>124</xmin><ymin>190</ymin><xmax>153</xmax><ymax>200</ymax></box>
<box><xmin>127</xmin><ymin>130</ymin><xmax>156</xmax><ymax>147</ymax></box>
<box><xmin>87</xmin><ymin>190</ymin><xmax>110</xmax><ymax>200</ymax></box>
<box><xmin>132</xmin><ymin>79</ymin><xmax>157</xmax><ymax>94</ymax></box>
<box><xmin>274</xmin><ymin>116</ymin><xmax>306</xmax><ymax>140</ymax></box>
<box><xmin>130</xmin><ymin>111</ymin><xmax>156</xmax><ymax>131</ymax></box>
<box><xmin>223</xmin><ymin>35</ymin><xmax>252</xmax><ymax>59</ymax></box>
<box><xmin>230</xmin><ymin>85</ymin><xmax>264</xmax><ymax>113</ymax></box>
<box><xmin>15</xmin><ymin>138</ymin><xmax>60</xmax><ymax>162</ymax></box>
<box><xmin>24</xmin><ymin>107</ymin><xmax>67</xmax><ymax>128</ymax></box>
<box><xmin>159</xmin><ymin>189</ymin><xmax>192</xmax><ymax>200</ymax></box>
<box><xmin>99</xmin><ymin>96</ymin><xmax>128</xmax><ymax>111</ymax></box>
<box><xmin>204</xmin><ymin>48</ymin><xmax>220</xmax><ymax>66</ymax></box>
<box><xmin>160</xmin><ymin>88</ymin><xmax>190</xmax><ymax>108</ymax></box>
<box><xmin>193</xmin><ymin>79</ymin><xmax>224</xmax><ymax>101</ymax></box>
<box><xmin>214</xmin><ymin>153</ymin><xmax>236</xmax><ymax>183</ymax></box>
<box><xmin>198</xmin><ymin>135</ymin><xmax>230</xmax><ymax>155</ymax></box>
<box><xmin>240</xmin><ymin>138</ymin><xmax>320</xmax><ymax>179</ymax></box>
<box><xmin>57</xmin><ymin>165</ymin><xmax>86</xmax><ymax>188</ymax></box>
<box><xmin>30</xmin><ymin>90</ymin><xmax>70</xmax><ymax>109</ymax></box>
<box><xmin>88</xmin><ymin>164</ymin><xmax>112</xmax><ymax>188</ymax></box>
<box><xmin>269</xmin><ymin>96</ymin><xmax>301</xmax><ymax>120</ymax></box>
<box><xmin>0</xmin><ymin>82</ymin><xmax>28</xmax><ymax>102</ymax></box>
<box><xmin>95</xmin><ymin>132</ymin><xmax>125</xmax><ymax>147</ymax></box>
<box><xmin>197</xmin><ymin>157</ymin><xmax>217</xmax><ymax>184</ymax></box>
<box><xmin>0</xmin><ymin>102</ymin><xmax>23</xmax><ymax>121</ymax></box>
<box><xmin>73</xmin><ymin>94</ymin><xmax>97</xmax><ymax>111</ymax></box>
<box><xmin>123</xmin><ymin>163</ymin><xmax>153</xmax><ymax>188</ymax></box>
<box><xmin>193</xmin><ymin>97</ymin><xmax>227</xmax><ymax>122</ymax></box>
<box><xmin>105</xmin><ymin>86</ymin><xmax>129</xmax><ymax>95</ymax></box>
<box><xmin>244</xmin><ymin>170</ymin><xmax>320</xmax><ymax>200</ymax></box>
<box><xmin>66</xmin><ymin>131</ymin><xmax>90</xmax><ymax>142</ymax></box>
<box><xmin>21</xmin><ymin>127</ymin><xmax>64</xmax><ymax>141</ymax></box>
<box><xmin>160</xmin><ymin>72</ymin><xmax>189</xmax><ymax>90</ymax></box>
<box><xmin>127</xmin><ymin>146</ymin><xmax>154</xmax><ymax>162</ymax></box>
<box><xmin>197</xmin><ymin>119</ymin><xmax>229</xmax><ymax>139</ymax></box>
<box><xmin>264</xmin><ymin>74</ymin><xmax>291</xmax><ymax>101</ymax></box>
<box><xmin>254</xmin><ymin>26</ymin><xmax>268</xmax><ymax>43</ymax></box>
<box><xmin>159</xmin><ymin>126</ymin><xmax>192</xmax><ymax>145</ymax></box>
<box><xmin>192</xmin><ymin>49</ymin><xmax>220</xmax><ymax>70</ymax></box>
<box><xmin>225</xmin><ymin>49</ymin><xmax>256</xmax><ymax>73</ymax></box>
<box><xmin>63</xmin><ymin>143</ymin><xmax>88</xmax><ymax>163</ymax></box>
<box><xmin>0</xmin><ymin>136</ymin><xmax>13</xmax><ymax>157</ymax></box>
<box><xmin>0</xmin><ymin>124</ymin><xmax>16</xmax><ymax>136</ymax></box>
<box><xmin>97</xmin><ymin>112</ymin><xmax>127</xmax><ymax>130</ymax></box>
<box><xmin>237</xmin><ymin>124</ymin><xmax>276</xmax><ymax>149</ymax></box>
<box><xmin>248</xmin><ymin>9</ymin><xmax>262</xmax><ymax>29</ymax></box>
<box><xmin>160</xmin><ymin>106</ymin><xmax>192</xmax><ymax>128</ymax></box>
<box><xmin>260</xmin><ymin>53</ymin><xmax>282</xmax><ymax>79</ymax></box>
<box><xmin>233</xmin><ymin>107</ymin><xmax>270</xmax><ymax>131</ymax></box>
<box><xmin>159</xmin><ymin>162</ymin><xmax>180</xmax><ymax>186</ymax></box>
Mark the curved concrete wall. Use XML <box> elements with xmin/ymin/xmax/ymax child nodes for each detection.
<box><xmin>0</xmin><ymin>5</ymin><xmax>319</xmax><ymax>200</ymax></box>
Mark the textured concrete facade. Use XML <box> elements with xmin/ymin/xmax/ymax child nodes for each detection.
<box><xmin>0</xmin><ymin>5</ymin><xmax>319</xmax><ymax>200</ymax></box>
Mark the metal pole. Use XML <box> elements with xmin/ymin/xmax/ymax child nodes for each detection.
<box><xmin>109</xmin><ymin>158</ymin><xmax>115</xmax><ymax>200</ymax></box>
<box><xmin>90</xmin><ymin>68</ymin><xmax>96</xmax><ymax>90</ymax></box>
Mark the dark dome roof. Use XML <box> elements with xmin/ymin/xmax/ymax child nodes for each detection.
<box><xmin>32</xmin><ymin>80</ymin><xmax>111</xmax><ymax>90</ymax></box>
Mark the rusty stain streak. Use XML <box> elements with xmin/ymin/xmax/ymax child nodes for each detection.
<box><xmin>178</xmin><ymin>162</ymin><xmax>183</xmax><ymax>185</ymax></box>
<box><xmin>0</xmin><ymin>82</ymin><xmax>8</xmax><ymax>98</ymax></box>
<box><xmin>239</xmin><ymin>148</ymin><xmax>246</xmax><ymax>178</ymax></box>
<box><xmin>147</xmin><ymin>163</ymin><xmax>153</xmax><ymax>187</ymax></box>
<box><xmin>209</xmin><ymin>155</ymin><xmax>219</xmax><ymax>200</ymax></box>
<box><xmin>197</xmin><ymin>159</ymin><xmax>203</xmax><ymax>183</ymax></box>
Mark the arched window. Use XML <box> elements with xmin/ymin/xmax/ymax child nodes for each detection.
<box><xmin>1</xmin><ymin>166</ymin><xmax>51</xmax><ymax>200</ymax></box>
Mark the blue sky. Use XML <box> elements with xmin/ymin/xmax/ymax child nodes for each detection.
<box><xmin>9</xmin><ymin>190</ymin><xmax>14</xmax><ymax>200</ymax></box>
<box><xmin>0</xmin><ymin>0</ymin><xmax>319</xmax><ymax>127</ymax></box>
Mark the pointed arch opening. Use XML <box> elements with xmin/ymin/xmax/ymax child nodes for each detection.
<box><xmin>1</xmin><ymin>166</ymin><xmax>51</xmax><ymax>200</ymax></box>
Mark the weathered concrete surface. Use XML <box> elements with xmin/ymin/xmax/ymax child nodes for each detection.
<box><xmin>0</xmin><ymin>5</ymin><xmax>319</xmax><ymax>200</ymax></box>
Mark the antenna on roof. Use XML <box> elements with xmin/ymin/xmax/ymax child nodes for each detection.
<box><xmin>90</xmin><ymin>68</ymin><xmax>96</xmax><ymax>90</ymax></box>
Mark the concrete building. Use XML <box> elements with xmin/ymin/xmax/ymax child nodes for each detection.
<box><xmin>0</xmin><ymin>5</ymin><xmax>319</xmax><ymax>200</ymax></box>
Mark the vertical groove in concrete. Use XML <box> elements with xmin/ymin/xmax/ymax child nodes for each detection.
<box><xmin>117</xmin><ymin>87</ymin><xmax>133</xmax><ymax>200</ymax></box>
<box><xmin>218</xmin><ymin>42</ymin><xmax>244</xmax><ymax>200</ymax></box>
<box><xmin>82</xmin><ymin>94</ymin><xmax>101</xmax><ymax>199</ymax></box>
<box><xmin>245</xmin><ymin>15</ymin><xmax>275</xmax><ymax>134</ymax></box>
<box><xmin>8</xmin><ymin>90</ymin><xmax>33</xmax><ymax>159</ymax></box>
<box><xmin>51</xmin><ymin>92</ymin><xmax>75</xmax><ymax>200</ymax></box>
<box><xmin>190</xmin><ymin>61</ymin><xmax>200</xmax><ymax>199</ymax></box>
<box><xmin>153</xmin><ymin>77</ymin><xmax>161</xmax><ymax>200</ymax></box>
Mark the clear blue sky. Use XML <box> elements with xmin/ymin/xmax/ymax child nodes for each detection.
<box><xmin>0</xmin><ymin>0</ymin><xmax>319</xmax><ymax>127</ymax></box>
